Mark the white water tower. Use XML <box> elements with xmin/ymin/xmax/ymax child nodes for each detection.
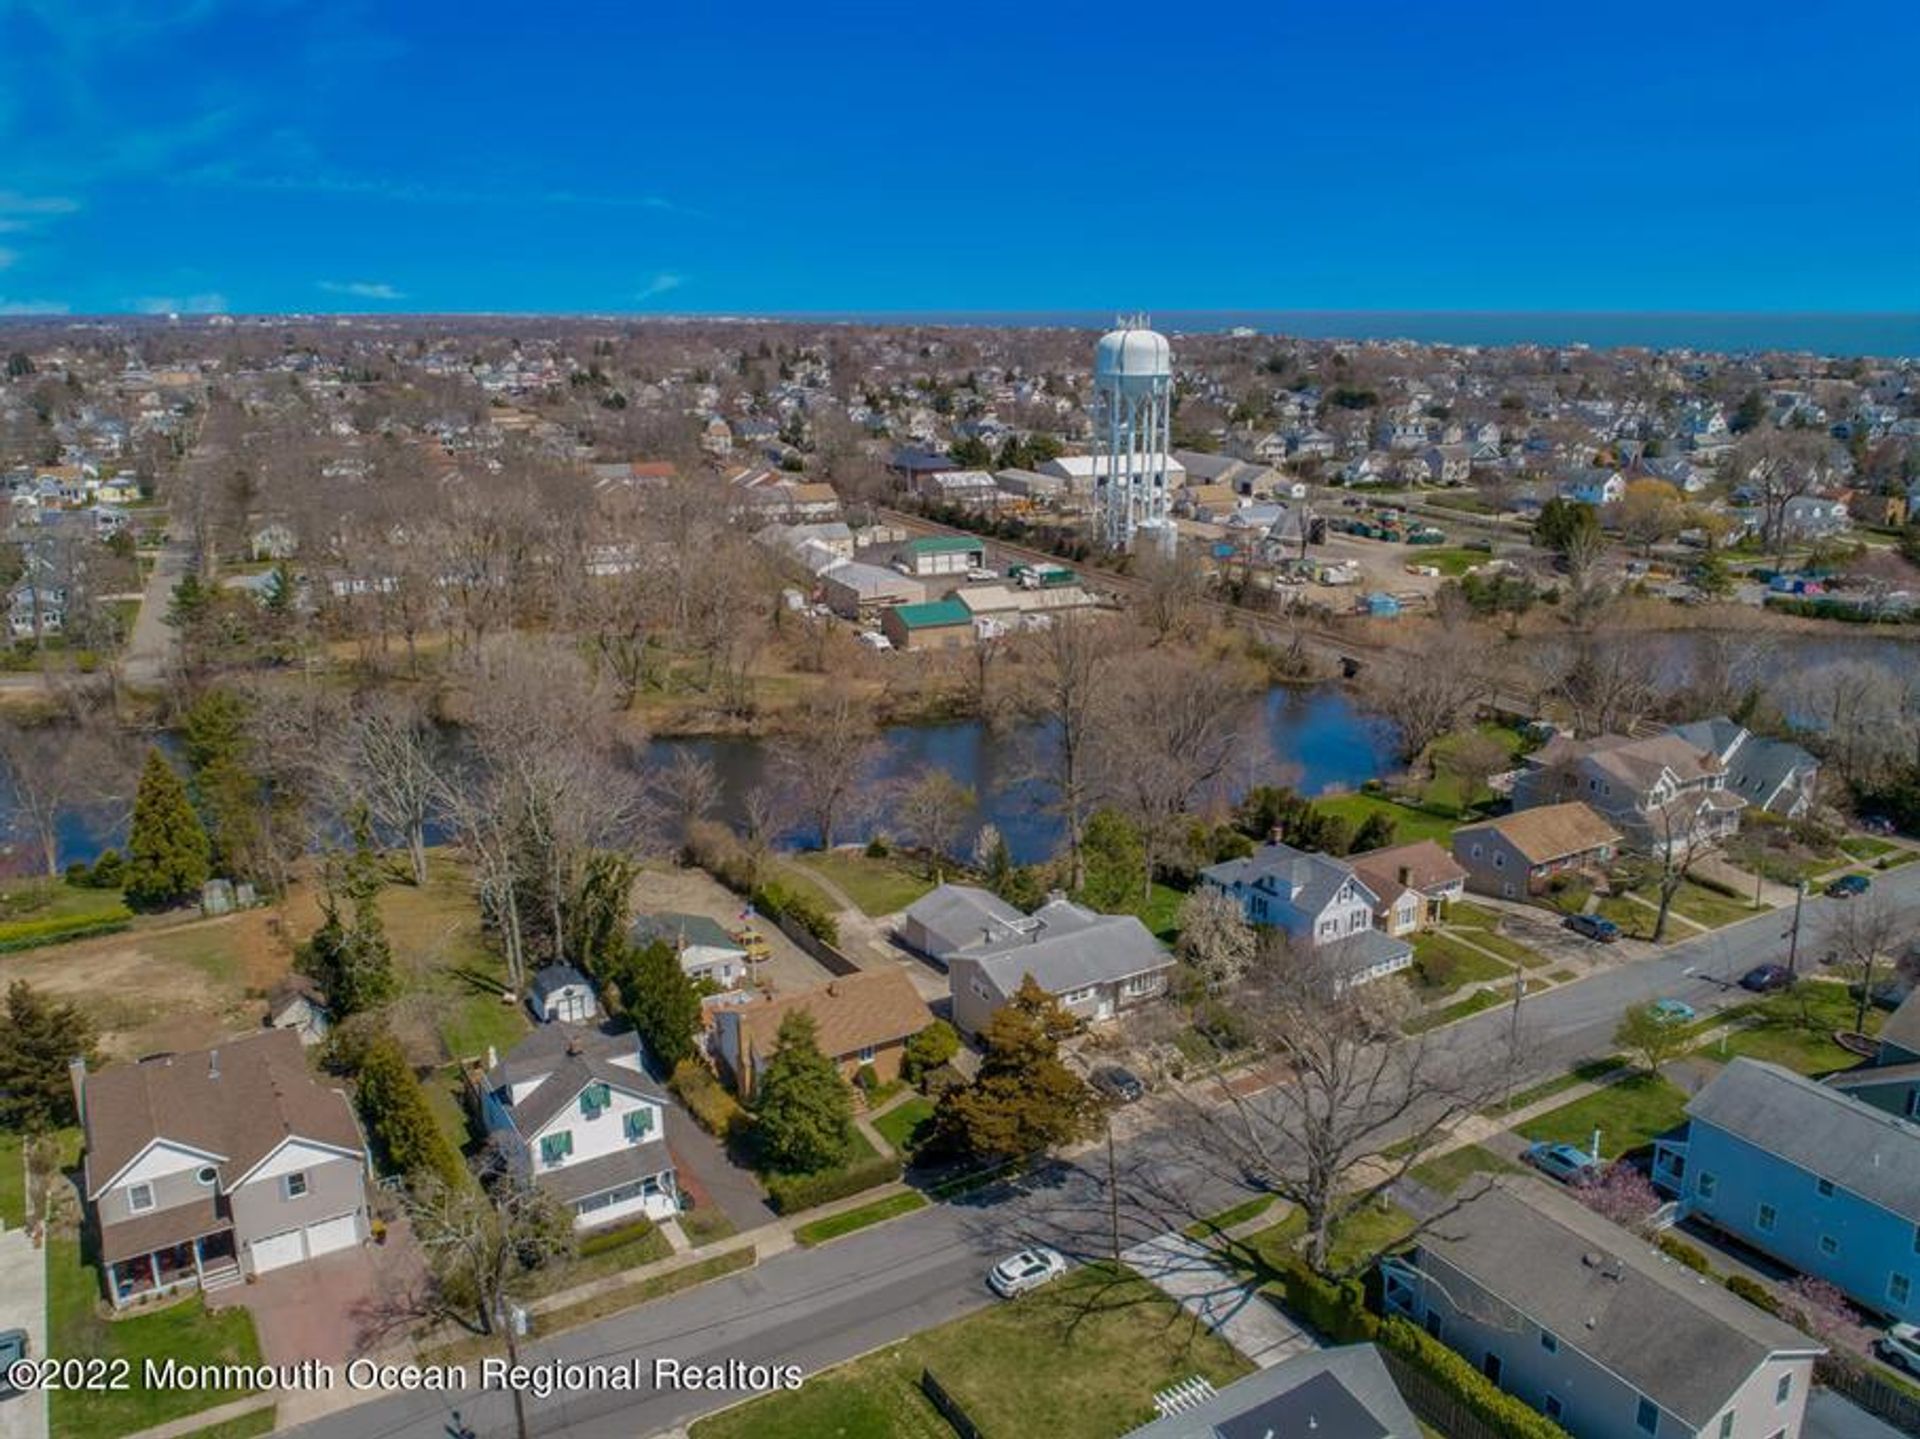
<box><xmin>1093</xmin><ymin>316</ymin><xmax>1176</xmax><ymax>554</ymax></box>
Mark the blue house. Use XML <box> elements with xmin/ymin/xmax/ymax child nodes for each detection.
<box><xmin>1653</xmin><ymin>1058</ymin><xmax>1920</xmax><ymax>1324</ymax></box>
<box><xmin>1824</xmin><ymin>991</ymin><xmax>1920</xmax><ymax>1122</ymax></box>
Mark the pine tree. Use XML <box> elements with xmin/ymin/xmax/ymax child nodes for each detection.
<box><xmin>355</xmin><ymin>1033</ymin><xmax>465</xmax><ymax>1187</ymax></box>
<box><xmin>124</xmin><ymin>748</ymin><xmax>211</xmax><ymax>910</ymax></box>
<box><xmin>0</xmin><ymin>981</ymin><xmax>99</xmax><ymax>1132</ymax></box>
<box><xmin>613</xmin><ymin>939</ymin><xmax>702</xmax><ymax>1070</ymax></box>
<box><xmin>754</xmin><ymin>1011</ymin><xmax>853</xmax><ymax>1174</ymax></box>
<box><xmin>299</xmin><ymin>822</ymin><xmax>396</xmax><ymax>1017</ymax></box>
<box><xmin>936</xmin><ymin>977</ymin><xmax>1093</xmax><ymax>1160</ymax></box>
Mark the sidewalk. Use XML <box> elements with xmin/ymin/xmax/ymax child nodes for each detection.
<box><xmin>1121</xmin><ymin>1232</ymin><xmax>1316</xmax><ymax>1369</ymax></box>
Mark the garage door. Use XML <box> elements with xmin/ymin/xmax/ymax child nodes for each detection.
<box><xmin>304</xmin><ymin>1213</ymin><xmax>360</xmax><ymax>1259</ymax></box>
<box><xmin>249</xmin><ymin>1228</ymin><xmax>304</xmax><ymax>1274</ymax></box>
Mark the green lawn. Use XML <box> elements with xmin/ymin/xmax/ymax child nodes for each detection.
<box><xmin>1481</xmin><ymin>1058</ymin><xmax>1626</xmax><ymax>1117</ymax></box>
<box><xmin>1517</xmin><ymin>1073</ymin><xmax>1690</xmax><ymax>1160</ymax></box>
<box><xmin>1238</xmin><ymin>1201</ymin><xmax>1418</xmax><ymax>1275</ymax></box>
<box><xmin>873</xmin><ymin>1097</ymin><xmax>936</xmax><ymax>1156</ymax></box>
<box><xmin>1445</xmin><ymin>901</ymin><xmax>1502</xmax><ymax>929</ymax></box>
<box><xmin>1665</xmin><ymin>880</ymin><xmax>1761</xmax><ymax>929</ymax></box>
<box><xmin>0</xmin><ymin>879</ymin><xmax>132</xmax><ymax>925</ymax></box>
<box><xmin>1409</xmin><ymin>1144</ymin><xmax>1521</xmax><ymax>1195</ymax></box>
<box><xmin>680</xmin><ymin>1204</ymin><xmax>739</xmax><ymax>1248</ymax></box>
<box><xmin>1711</xmin><ymin>982</ymin><xmax>1880</xmax><ymax>1075</ymax></box>
<box><xmin>691</xmin><ymin>1264</ymin><xmax>1252</xmax><ymax>1439</ymax></box>
<box><xmin>180</xmin><ymin>1410</ymin><xmax>276</xmax><ymax>1438</ymax></box>
<box><xmin>1182</xmin><ymin>1193</ymin><xmax>1278</xmax><ymax>1241</ymax></box>
<box><xmin>1595</xmin><ymin>894</ymin><xmax>1657</xmax><ymax>940</ymax></box>
<box><xmin>793</xmin><ymin>851</ymin><xmax>936</xmax><ymax>917</ymax></box>
<box><xmin>47</xmin><ymin>1236</ymin><xmax>263</xmax><ymax>1439</ymax></box>
<box><xmin>794</xmin><ymin>1191</ymin><xmax>928</xmax><ymax>1247</ymax></box>
<box><xmin>1412</xmin><ymin>548</ymin><xmax>1493</xmax><ymax>577</ymax></box>
<box><xmin>1404</xmin><ymin>988</ymin><xmax>1505</xmax><ymax>1034</ymax></box>
<box><xmin>1314</xmin><ymin>794</ymin><xmax>1460</xmax><ymax>847</ymax></box>
<box><xmin>1408</xmin><ymin>933</ymin><xmax>1512</xmax><ymax>996</ymax></box>
<box><xmin>527</xmin><ymin>1220</ymin><xmax>674</xmax><ymax>1296</ymax></box>
<box><xmin>437</xmin><ymin>992</ymin><xmax>529</xmax><ymax>1067</ymax></box>
<box><xmin>1139</xmin><ymin>882</ymin><xmax>1186</xmax><ymax>942</ymax></box>
<box><xmin>1839</xmin><ymin>835</ymin><xmax>1897</xmax><ymax>861</ymax></box>
<box><xmin>1451</xmin><ymin>925</ymin><xmax>1548</xmax><ymax>969</ymax></box>
<box><xmin>0</xmin><ymin>1133</ymin><xmax>22</xmax><ymax>1227</ymax></box>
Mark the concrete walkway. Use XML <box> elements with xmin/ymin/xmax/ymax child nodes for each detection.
<box><xmin>0</xmin><ymin>1228</ymin><xmax>46</xmax><ymax>1439</ymax></box>
<box><xmin>773</xmin><ymin>855</ymin><xmax>897</xmax><ymax>969</ymax></box>
<box><xmin>122</xmin><ymin>533</ymin><xmax>190</xmax><ymax>691</ymax></box>
<box><xmin>1121</xmin><ymin>1233</ymin><xmax>1316</xmax><ymax>1369</ymax></box>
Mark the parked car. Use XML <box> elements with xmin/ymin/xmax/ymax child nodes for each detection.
<box><xmin>988</xmin><ymin>1246</ymin><xmax>1067</xmax><ymax>1298</ymax></box>
<box><xmin>1876</xmin><ymin>1323</ymin><xmax>1920</xmax><ymax>1377</ymax></box>
<box><xmin>1523</xmin><ymin>1141</ymin><xmax>1599</xmax><ymax>1186</ymax></box>
<box><xmin>966</xmin><ymin>566</ymin><xmax>998</xmax><ymax>581</ymax></box>
<box><xmin>1859</xmin><ymin>816</ymin><xmax>1897</xmax><ymax>837</ymax></box>
<box><xmin>1649</xmin><ymin>999</ymin><xmax>1697</xmax><ymax>1025</ymax></box>
<box><xmin>1563</xmin><ymin>913</ymin><xmax>1621</xmax><ymax>943</ymax></box>
<box><xmin>1739</xmin><ymin>964</ymin><xmax>1794</xmax><ymax>993</ymax></box>
<box><xmin>1091</xmin><ymin>1065</ymin><xmax>1146</xmax><ymax>1104</ymax></box>
<box><xmin>856</xmin><ymin>631</ymin><xmax>893</xmax><ymax>651</ymax></box>
<box><xmin>1826</xmin><ymin>874</ymin><xmax>1872</xmax><ymax>898</ymax></box>
<box><xmin>0</xmin><ymin>1328</ymin><xmax>25</xmax><ymax>1399</ymax></box>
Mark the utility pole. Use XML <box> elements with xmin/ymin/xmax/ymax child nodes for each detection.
<box><xmin>1785</xmin><ymin>881</ymin><xmax>1807</xmax><ymax>978</ymax></box>
<box><xmin>1107</xmin><ymin>1115</ymin><xmax>1122</xmax><ymax>1265</ymax></box>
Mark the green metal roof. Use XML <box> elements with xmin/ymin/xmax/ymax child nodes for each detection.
<box><xmin>906</xmin><ymin>535</ymin><xmax>984</xmax><ymax>554</ymax></box>
<box><xmin>891</xmin><ymin>599</ymin><xmax>973</xmax><ymax>629</ymax></box>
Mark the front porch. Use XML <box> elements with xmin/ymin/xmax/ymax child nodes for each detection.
<box><xmin>108</xmin><ymin>1229</ymin><xmax>239</xmax><ymax>1308</ymax></box>
<box><xmin>573</xmin><ymin>1170</ymin><xmax>680</xmax><ymax>1230</ymax></box>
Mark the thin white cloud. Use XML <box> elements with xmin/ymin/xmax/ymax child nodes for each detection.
<box><xmin>0</xmin><ymin>248</ymin><xmax>16</xmax><ymax>271</ymax></box>
<box><xmin>636</xmin><ymin>273</ymin><xmax>685</xmax><ymax>301</ymax></box>
<box><xmin>134</xmin><ymin>292</ymin><xmax>227</xmax><ymax>315</ymax></box>
<box><xmin>0</xmin><ymin>298</ymin><xmax>69</xmax><ymax>315</ymax></box>
<box><xmin>319</xmin><ymin>279</ymin><xmax>403</xmax><ymax>300</ymax></box>
<box><xmin>0</xmin><ymin>191</ymin><xmax>80</xmax><ymax>217</ymax></box>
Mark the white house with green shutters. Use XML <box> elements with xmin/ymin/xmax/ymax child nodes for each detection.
<box><xmin>480</xmin><ymin>1022</ymin><xmax>679</xmax><ymax>1229</ymax></box>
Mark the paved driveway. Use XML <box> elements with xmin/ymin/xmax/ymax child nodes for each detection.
<box><xmin>209</xmin><ymin>1233</ymin><xmax>422</xmax><ymax>1368</ymax></box>
<box><xmin>1121</xmin><ymin>1233</ymin><xmax>1315</xmax><ymax>1369</ymax></box>
<box><xmin>0</xmin><ymin>1228</ymin><xmax>47</xmax><ymax>1439</ymax></box>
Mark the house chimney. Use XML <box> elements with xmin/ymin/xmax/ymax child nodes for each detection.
<box><xmin>827</xmin><ymin>981</ymin><xmax>840</xmax><ymax>998</ymax></box>
<box><xmin>208</xmin><ymin>1048</ymin><xmax>220</xmax><ymax>1081</ymax></box>
<box><xmin>485</xmin><ymin>1044</ymin><xmax>498</xmax><ymax>1071</ymax></box>
<box><xmin>1397</xmin><ymin>865</ymin><xmax>1412</xmax><ymax>887</ymax></box>
<box><xmin>68</xmin><ymin>1056</ymin><xmax>87</xmax><ymax>1126</ymax></box>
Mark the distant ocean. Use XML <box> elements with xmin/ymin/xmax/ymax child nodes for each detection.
<box><xmin>771</xmin><ymin>311</ymin><xmax>1920</xmax><ymax>359</ymax></box>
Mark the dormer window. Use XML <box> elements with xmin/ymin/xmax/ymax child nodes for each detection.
<box><xmin>580</xmin><ymin>1082</ymin><xmax>611</xmax><ymax>1119</ymax></box>
<box><xmin>128</xmin><ymin>1182</ymin><xmax>155</xmax><ymax>1213</ymax></box>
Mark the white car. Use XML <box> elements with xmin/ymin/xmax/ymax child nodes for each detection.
<box><xmin>1877</xmin><ymin>1322</ymin><xmax>1920</xmax><ymax>1376</ymax></box>
<box><xmin>966</xmin><ymin>566</ymin><xmax>998</xmax><ymax>581</ymax></box>
<box><xmin>856</xmin><ymin>631</ymin><xmax>893</xmax><ymax>651</ymax></box>
<box><xmin>987</xmin><ymin>1246</ymin><xmax>1067</xmax><ymax>1298</ymax></box>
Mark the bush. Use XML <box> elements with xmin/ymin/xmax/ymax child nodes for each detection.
<box><xmin>671</xmin><ymin>1059</ymin><xmax>747</xmax><ymax>1140</ymax></box>
<box><xmin>752</xmin><ymin>880</ymin><xmax>840</xmax><ymax>946</ymax></box>
<box><xmin>354</xmin><ymin>1035</ymin><xmax>465</xmax><ymax>1189</ymax></box>
<box><xmin>903</xmin><ymin>1020</ymin><xmax>960</xmax><ymax>1085</ymax></box>
<box><xmin>0</xmin><ymin>908</ymin><xmax>133</xmax><ymax>953</ymax></box>
<box><xmin>1726</xmin><ymin>1273</ymin><xmax>1780</xmax><ymax>1314</ymax></box>
<box><xmin>1656</xmin><ymin>1235</ymin><xmax>1711</xmax><ymax>1273</ymax></box>
<box><xmin>864</xmin><ymin>836</ymin><xmax>889</xmax><ymax>858</ymax></box>
<box><xmin>763</xmin><ymin>1153</ymin><xmax>902</xmax><ymax>1215</ymax></box>
<box><xmin>577</xmin><ymin>1218</ymin><xmax>660</xmax><ymax>1259</ymax></box>
<box><xmin>1265</xmin><ymin>1256</ymin><xmax>1376</xmax><ymax>1343</ymax></box>
<box><xmin>685</xmin><ymin>820</ymin><xmax>758</xmax><ymax>893</ymax></box>
<box><xmin>1378</xmin><ymin>1317</ymin><xmax>1572</xmax><ymax>1439</ymax></box>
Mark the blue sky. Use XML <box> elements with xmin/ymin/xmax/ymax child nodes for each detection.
<box><xmin>1</xmin><ymin>0</ymin><xmax>1917</xmax><ymax>316</ymax></box>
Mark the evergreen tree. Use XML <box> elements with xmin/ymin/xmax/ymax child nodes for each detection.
<box><xmin>0</xmin><ymin>981</ymin><xmax>99</xmax><ymax>1132</ymax></box>
<box><xmin>753</xmin><ymin>1011</ymin><xmax>853</xmax><ymax>1173</ymax></box>
<box><xmin>1076</xmin><ymin>808</ymin><xmax>1145</xmax><ymax>914</ymax></box>
<box><xmin>565</xmin><ymin>853</ymin><xmax>636</xmax><ymax>979</ymax></box>
<box><xmin>936</xmin><ymin>977</ymin><xmax>1093</xmax><ymax>1160</ymax></box>
<box><xmin>1533</xmin><ymin>496</ymin><xmax>1602</xmax><ymax>557</ymax></box>
<box><xmin>124</xmin><ymin>748</ymin><xmax>211</xmax><ymax>910</ymax></box>
<box><xmin>355</xmin><ymin>1033</ymin><xmax>465</xmax><ymax>1187</ymax></box>
<box><xmin>610</xmin><ymin>939</ymin><xmax>702</xmax><ymax>1070</ymax></box>
<box><xmin>298</xmin><ymin>817</ymin><xmax>395</xmax><ymax>1016</ymax></box>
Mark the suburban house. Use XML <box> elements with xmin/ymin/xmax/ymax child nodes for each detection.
<box><xmin>1348</xmin><ymin>840</ymin><xmax>1468</xmax><ymax>936</ymax></box>
<box><xmin>1122</xmin><ymin>1344</ymin><xmax>1420</xmax><ymax>1439</ymax></box>
<box><xmin>710</xmin><ymin>967</ymin><xmax>932</xmax><ymax>1098</ymax></box>
<box><xmin>1451</xmin><ymin>803</ymin><xmax>1621</xmax><ymax>899</ymax></box>
<box><xmin>630</xmin><ymin>912</ymin><xmax>750</xmax><ymax>988</ymax></box>
<box><xmin>1824</xmin><ymin>991</ymin><xmax>1920</xmax><ymax>1120</ymax></box>
<box><xmin>1200</xmin><ymin>843</ymin><xmax>1414</xmax><ymax>986</ymax></box>
<box><xmin>1512</xmin><ymin>734</ymin><xmax>1743</xmax><ymax>857</ymax></box>
<box><xmin>880</xmin><ymin>598</ymin><xmax>976</xmax><ymax>651</ymax></box>
<box><xmin>1653</xmin><ymin>1058</ymin><xmax>1920</xmax><ymax>1324</ymax></box>
<box><xmin>264</xmin><ymin>974</ymin><xmax>332</xmax><ymax>1046</ymax></box>
<box><xmin>903</xmin><ymin>884</ymin><xmax>1173</xmax><ymax>1037</ymax></box>
<box><xmin>479</xmin><ymin>1022</ymin><xmax>679</xmax><ymax>1229</ymax></box>
<box><xmin>1382</xmin><ymin>1178</ymin><xmax>1820</xmax><ymax>1439</ymax></box>
<box><xmin>527</xmin><ymin>964</ymin><xmax>598</xmax><ymax>1024</ymax></box>
<box><xmin>77</xmin><ymin>1029</ymin><xmax>373</xmax><ymax>1307</ymax></box>
<box><xmin>1561</xmin><ymin>466</ymin><xmax>1626</xmax><ymax>507</ymax></box>
<box><xmin>1666</xmin><ymin>718</ymin><xmax>1820</xmax><ymax>820</ymax></box>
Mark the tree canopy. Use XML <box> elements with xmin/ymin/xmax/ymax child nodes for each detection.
<box><xmin>936</xmin><ymin>977</ymin><xmax>1093</xmax><ymax>1160</ymax></box>
<box><xmin>753</xmin><ymin>1010</ymin><xmax>854</xmax><ymax>1174</ymax></box>
<box><xmin>0</xmin><ymin>981</ymin><xmax>99</xmax><ymax>1132</ymax></box>
<box><xmin>124</xmin><ymin>748</ymin><xmax>211</xmax><ymax>910</ymax></box>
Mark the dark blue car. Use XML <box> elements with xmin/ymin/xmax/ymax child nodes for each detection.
<box><xmin>1563</xmin><ymin>913</ymin><xmax>1621</xmax><ymax>943</ymax></box>
<box><xmin>1826</xmin><ymin>874</ymin><xmax>1871</xmax><ymax>899</ymax></box>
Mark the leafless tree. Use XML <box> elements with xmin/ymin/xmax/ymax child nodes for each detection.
<box><xmin>1131</xmin><ymin>546</ymin><xmax>1209</xmax><ymax>642</ymax></box>
<box><xmin>341</xmin><ymin>693</ymin><xmax>445</xmax><ymax>886</ymax></box>
<box><xmin>1730</xmin><ymin>428</ymin><xmax>1842</xmax><ymax>558</ymax></box>
<box><xmin>654</xmin><ymin>749</ymin><xmax>721</xmax><ymax>850</ymax></box>
<box><xmin>895</xmin><ymin>767</ymin><xmax>976</xmax><ymax>880</ymax></box>
<box><xmin>1175</xmin><ymin>887</ymin><xmax>1257</xmax><ymax>992</ymax></box>
<box><xmin>1023</xmin><ymin>615</ymin><xmax>1117</xmax><ymax>891</ymax></box>
<box><xmin>0</xmin><ymin>719</ymin><xmax>132</xmax><ymax>877</ymax></box>
<box><xmin>769</xmin><ymin>691</ymin><xmax>879</xmax><ymax>851</ymax></box>
<box><xmin>1557</xmin><ymin>635</ymin><xmax>1662</xmax><ymax>738</ymax></box>
<box><xmin>1640</xmin><ymin>798</ymin><xmax>1727</xmax><ymax>944</ymax></box>
<box><xmin>1829</xmin><ymin>894</ymin><xmax>1909</xmax><ymax>1033</ymax></box>
<box><xmin>1165</xmin><ymin>936</ymin><xmax>1516</xmax><ymax>1277</ymax></box>
<box><xmin>1359</xmin><ymin>625</ymin><xmax>1487</xmax><ymax>762</ymax></box>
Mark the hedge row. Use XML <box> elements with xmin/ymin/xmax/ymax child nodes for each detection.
<box><xmin>578</xmin><ymin>1218</ymin><xmax>660</xmax><ymax>1259</ymax></box>
<box><xmin>764</xmin><ymin>1153</ymin><xmax>902</xmax><ymax>1215</ymax></box>
<box><xmin>0</xmin><ymin>908</ymin><xmax>134</xmax><ymax>953</ymax></box>
<box><xmin>1260</xmin><ymin>1256</ymin><xmax>1569</xmax><ymax>1439</ymax></box>
<box><xmin>671</xmin><ymin>1059</ymin><xmax>747</xmax><ymax>1140</ymax></box>
<box><xmin>751</xmin><ymin>880</ymin><xmax>840</xmax><ymax>947</ymax></box>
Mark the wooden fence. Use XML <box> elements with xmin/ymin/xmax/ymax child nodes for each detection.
<box><xmin>1817</xmin><ymin>1358</ymin><xmax>1920</xmax><ymax>1436</ymax></box>
<box><xmin>920</xmin><ymin>1367</ymin><xmax>983</xmax><ymax>1439</ymax></box>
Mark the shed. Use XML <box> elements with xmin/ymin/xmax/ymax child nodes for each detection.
<box><xmin>881</xmin><ymin>598</ymin><xmax>975</xmax><ymax>651</ymax></box>
<box><xmin>527</xmin><ymin>964</ymin><xmax>598</xmax><ymax>1024</ymax></box>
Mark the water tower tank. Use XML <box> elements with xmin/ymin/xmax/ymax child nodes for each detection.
<box><xmin>1094</xmin><ymin>325</ymin><xmax>1173</xmax><ymax>396</ymax></box>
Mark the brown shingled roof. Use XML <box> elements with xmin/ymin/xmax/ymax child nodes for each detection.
<box><xmin>1350</xmin><ymin>839</ymin><xmax>1468</xmax><ymax>897</ymax></box>
<box><xmin>1457</xmin><ymin>802</ymin><xmax>1621</xmax><ymax>865</ymax></box>
<box><xmin>733</xmin><ymin>968</ymin><xmax>932</xmax><ymax>1069</ymax></box>
<box><xmin>82</xmin><ymin>1028</ymin><xmax>363</xmax><ymax>1199</ymax></box>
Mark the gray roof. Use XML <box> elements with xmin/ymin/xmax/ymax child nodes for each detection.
<box><xmin>1669</xmin><ymin>718</ymin><xmax>1816</xmax><ymax>810</ymax></box>
<box><xmin>529</xmin><ymin>964</ymin><xmax>591</xmax><ymax>1001</ymax></box>
<box><xmin>1878</xmin><ymin>990</ymin><xmax>1920</xmax><ymax>1060</ymax></box>
<box><xmin>534</xmin><ymin>1136</ymin><xmax>672</xmax><ymax>1205</ymax></box>
<box><xmin>483</xmin><ymin>1021</ymin><xmax>640</xmax><ymax>1093</ymax></box>
<box><xmin>962</xmin><ymin>899</ymin><xmax>1171</xmax><ymax>996</ymax></box>
<box><xmin>1687</xmin><ymin>1058</ymin><xmax>1920</xmax><ymax>1222</ymax></box>
<box><xmin>901</xmin><ymin>883</ymin><xmax>1025</xmax><ymax>960</ymax></box>
<box><xmin>1413</xmin><ymin>1178</ymin><xmax>1818</xmax><ymax>1428</ymax></box>
<box><xmin>1203</xmin><ymin>843</ymin><xmax>1377</xmax><ymax>919</ymax></box>
<box><xmin>1320</xmin><ymin>927</ymin><xmax>1414</xmax><ymax>979</ymax></box>
<box><xmin>631</xmin><ymin>911</ymin><xmax>743</xmax><ymax>954</ymax></box>
<box><xmin>1123</xmin><ymin>1345</ymin><xmax>1419</xmax><ymax>1439</ymax></box>
<box><xmin>499</xmin><ymin>1048</ymin><xmax>669</xmax><ymax>1138</ymax></box>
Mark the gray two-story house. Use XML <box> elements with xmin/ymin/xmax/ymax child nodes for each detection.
<box><xmin>1513</xmin><ymin>733</ymin><xmax>1744</xmax><ymax>857</ymax></box>
<box><xmin>1382</xmin><ymin>1178</ymin><xmax>1820</xmax><ymax>1439</ymax></box>
<box><xmin>77</xmin><ymin>1029</ymin><xmax>372</xmax><ymax>1307</ymax></box>
<box><xmin>1653</xmin><ymin>1057</ymin><xmax>1920</xmax><ymax>1325</ymax></box>
<box><xmin>1200</xmin><ymin>842</ymin><xmax>1413</xmax><ymax>986</ymax></box>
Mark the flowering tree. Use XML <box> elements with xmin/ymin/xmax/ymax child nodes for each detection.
<box><xmin>1781</xmin><ymin>1276</ymin><xmax>1861</xmax><ymax>1351</ymax></box>
<box><xmin>1576</xmin><ymin>1162</ymin><xmax>1661</xmax><ymax>1232</ymax></box>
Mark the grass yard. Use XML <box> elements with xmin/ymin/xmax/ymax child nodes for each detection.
<box><xmin>1711</xmin><ymin>982</ymin><xmax>1880</xmax><ymax>1075</ymax></box>
<box><xmin>47</xmin><ymin>1235</ymin><xmax>263</xmax><ymax>1439</ymax></box>
<box><xmin>1665</xmin><ymin>880</ymin><xmax>1761</xmax><ymax>930</ymax></box>
<box><xmin>1314</xmin><ymin>793</ymin><xmax>1460</xmax><ymax>847</ymax></box>
<box><xmin>526</xmin><ymin>1219</ymin><xmax>674</xmax><ymax>1297</ymax></box>
<box><xmin>1408</xmin><ymin>932</ymin><xmax>1511</xmax><ymax>996</ymax></box>
<box><xmin>0</xmin><ymin>878</ymin><xmax>132</xmax><ymax>926</ymax></box>
<box><xmin>794</xmin><ymin>1191</ymin><xmax>928</xmax><ymax>1247</ymax></box>
<box><xmin>530</xmin><ymin>1247</ymin><xmax>757</xmax><ymax>1340</ymax></box>
<box><xmin>691</xmin><ymin>1264</ymin><xmax>1252</xmax><ymax>1439</ymax></box>
<box><xmin>0</xmin><ymin>1132</ymin><xmax>22</xmax><ymax>1227</ymax></box>
<box><xmin>1237</xmin><ymin>1201</ymin><xmax>1418</xmax><ymax>1276</ymax></box>
<box><xmin>1413</xmin><ymin>547</ymin><xmax>1493</xmax><ymax>577</ymax></box>
<box><xmin>1409</xmin><ymin>1143</ymin><xmax>1521</xmax><ymax>1195</ymax></box>
<box><xmin>1451</xmin><ymin>925</ymin><xmax>1548</xmax><ymax>969</ymax></box>
<box><xmin>793</xmin><ymin>850</ymin><xmax>936</xmax><ymax>917</ymax></box>
<box><xmin>873</xmin><ymin>1097</ymin><xmax>936</xmax><ymax>1156</ymax></box>
<box><xmin>1839</xmin><ymin>835</ymin><xmax>1897</xmax><ymax>861</ymax></box>
<box><xmin>679</xmin><ymin>1204</ymin><xmax>739</xmax><ymax>1248</ymax></box>
<box><xmin>179</xmin><ymin>1410</ymin><xmax>276</xmax><ymax>1438</ymax></box>
<box><xmin>1481</xmin><ymin>1058</ymin><xmax>1626</xmax><ymax>1117</ymax></box>
<box><xmin>1518</xmin><ymin>1072</ymin><xmax>1690</xmax><ymax>1160</ymax></box>
<box><xmin>1139</xmin><ymin>882</ymin><xmax>1186</xmax><ymax>942</ymax></box>
<box><xmin>1444</xmin><ymin>901</ymin><xmax>1502</xmax><ymax>930</ymax></box>
<box><xmin>1182</xmin><ymin>1193</ymin><xmax>1278</xmax><ymax>1241</ymax></box>
<box><xmin>1594</xmin><ymin>894</ymin><xmax>1657</xmax><ymax>941</ymax></box>
<box><xmin>1403</xmin><ymin>988</ymin><xmax>1504</xmax><ymax>1034</ymax></box>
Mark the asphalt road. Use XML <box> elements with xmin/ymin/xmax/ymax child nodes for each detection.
<box><xmin>290</xmin><ymin>862</ymin><xmax>1920</xmax><ymax>1439</ymax></box>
